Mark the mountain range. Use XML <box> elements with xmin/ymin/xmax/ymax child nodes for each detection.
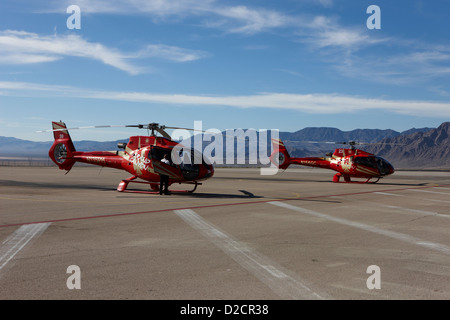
<box><xmin>363</xmin><ymin>122</ymin><xmax>449</xmax><ymax>169</ymax></box>
<box><xmin>1</xmin><ymin>122</ymin><xmax>448</xmax><ymax>169</ymax></box>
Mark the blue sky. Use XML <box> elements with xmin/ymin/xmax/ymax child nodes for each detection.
<box><xmin>1</xmin><ymin>0</ymin><xmax>450</xmax><ymax>142</ymax></box>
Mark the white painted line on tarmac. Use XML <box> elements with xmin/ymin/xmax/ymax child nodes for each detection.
<box><xmin>375</xmin><ymin>191</ymin><xmax>450</xmax><ymax>204</ymax></box>
<box><xmin>377</xmin><ymin>203</ymin><xmax>450</xmax><ymax>219</ymax></box>
<box><xmin>269</xmin><ymin>202</ymin><xmax>450</xmax><ymax>255</ymax></box>
<box><xmin>174</xmin><ymin>209</ymin><xmax>327</xmax><ymax>300</ymax></box>
<box><xmin>434</xmin><ymin>187</ymin><xmax>450</xmax><ymax>190</ymax></box>
<box><xmin>374</xmin><ymin>192</ymin><xmax>403</xmax><ymax>197</ymax></box>
<box><xmin>409</xmin><ymin>189</ymin><xmax>450</xmax><ymax>195</ymax></box>
<box><xmin>340</xmin><ymin>193</ymin><xmax>449</xmax><ymax>217</ymax></box>
<box><xmin>0</xmin><ymin>223</ymin><xmax>51</xmax><ymax>271</ymax></box>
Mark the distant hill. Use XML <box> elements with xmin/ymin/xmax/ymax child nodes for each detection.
<box><xmin>279</xmin><ymin>126</ymin><xmax>433</xmax><ymax>160</ymax></box>
<box><xmin>0</xmin><ymin>136</ymin><xmax>52</xmax><ymax>157</ymax></box>
<box><xmin>363</xmin><ymin>122</ymin><xmax>450</xmax><ymax>169</ymax></box>
<box><xmin>0</xmin><ymin>137</ymin><xmax>125</xmax><ymax>158</ymax></box>
<box><xmin>280</xmin><ymin>127</ymin><xmax>404</xmax><ymax>143</ymax></box>
<box><xmin>0</xmin><ymin>123</ymin><xmax>447</xmax><ymax>169</ymax></box>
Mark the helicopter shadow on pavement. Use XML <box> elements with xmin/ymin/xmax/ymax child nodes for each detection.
<box><xmin>214</xmin><ymin>176</ymin><xmax>429</xmax><ymax>186</ymax></box>
<box><xmin>115</xmin><ymin>189</ymin><xmax>342</xmax><ymax>204</ymax></box>
<box><xmin>115</xmin><ymin>189</ymin><xmax>265</xmax><ymax>199</ymax></box>
<box><xmin>0</xmin><ymin>179</ymin><xmax>265</xmax><ymax>199</ymax></box>
<box><xmin>216</xmin><ymin>176</ymin><xmax>334</xmax><ymax>184</ymax></box>
<box><xmin>365</xmin><ymin>181</ymin><xmax>429</xmax><ymax>187</ymax></box>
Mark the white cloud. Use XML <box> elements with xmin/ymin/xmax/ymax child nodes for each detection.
<box><xmin>0</xmin><ymin>30</ymin><xmax>207</xmax><ymax>74</ymax></box>
<box><xmin>213</xmin><ymin>5</ymin><xmax>293</xmax><ymax>34</ymax></box>
<box><xmin>130</xmin><ymin>0</ymin><xmax>214</xmax><ymax>16</ymax></box>
<box><xmin>314</xmin><ymin>29</ymin><xmax>369</xmax><ymax>48</ymax></box>
<box><xmin>318</xmin><ymin>0</ymin><xmax>333</xmax><ymax>8</ymax></box>
<box><xmin>50</xmin><ymin>0</ymin><xmax>214</xmax><ymax>15</ymax></box>
<box><xmin>301</xmin><ymin>16</ymin><xmax>386</xmax><ymax>50</ymax></box>
<box><xmin>0</xmin><ymin>53</ymin><xmax>60</xmax><ymax>64</ymax></box>
<box><xmin>2</xmin><ymin>81</ymin><xmax>450</xmax><ymax>118</ymax></box>
<box><xmin>137</xmin><ymin>44</ymin><xmax>208</xmax><ymax>62</ymax></box>
<box><xmin>295</xmin><ymin>15</ymin><xmax>450</xmax><ymax>85</ymax></box>
<box><xmin>43</xmin><ymin>0</ymin><xmax>294</xmax><ymax>35</ymax></box>
<box><xmin>333</xmin><ymin>46</ymin><xmax>450</xmax><ymax>85</ymax></box>
<box><xmin>0</xmin><ymin>30</ymin><xmax>141</xmax><ymax>74</ymax></box>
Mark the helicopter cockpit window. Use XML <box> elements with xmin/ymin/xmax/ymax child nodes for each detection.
<box><xmin>354</xmin><ymin>156</ymin><xmax>377</xmax><ymax>169</ymax></box>
<box><xmin>150</xmin><ymin>147</ymin><xmax>172</xmax><ymax>164</ymax></box>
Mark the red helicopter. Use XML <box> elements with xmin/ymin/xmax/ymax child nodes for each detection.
<box><xmin>270</xmin><ymin>139</ymin><xmax>395</xmax><ymax>183</ymax></box>
<box><xmin>48</xmin><ymin>121</ymin><xmax>214</xmax><ymax>194</ymax></box>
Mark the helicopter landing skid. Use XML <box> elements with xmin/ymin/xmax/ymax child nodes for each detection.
<box><xmin>117</xmin><ymin>176</ymin><xmax>201</xmax><ymax>194</ymax></box>
<box><xmin>332</xmin><ymin>173</ymin><xmax>381</xmax><ymax>184</ymax></box>
<box><xmin>365</xmin><ymin>177</ymin><xmax>381</xmax><ymax>184</ymax></box>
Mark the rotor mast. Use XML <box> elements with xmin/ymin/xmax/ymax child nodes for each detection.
<box><xmin>127</xmin><ymin>123</ymin><xmax>171</xmax><ymax>140</ymax></box>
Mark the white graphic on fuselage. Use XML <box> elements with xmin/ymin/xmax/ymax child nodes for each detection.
<box><xmin>130</xmin><ymin>150</ymin><xmax>151</xmax><ymax>172</ymax></box>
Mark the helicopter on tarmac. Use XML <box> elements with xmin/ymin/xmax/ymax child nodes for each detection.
<box><xmin>270</xmin><ymin>139</ymin><xmax>395</xmax><ymax>183</ymax></box>
<box><xmin>47</xmin><ymin>121</ymin><xmax>214</xmax><ymax>194</ymax></box>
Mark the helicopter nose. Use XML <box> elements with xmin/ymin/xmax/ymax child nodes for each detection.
<box><xmin>383</xmin><ymin>162</ymin><xmax>395</xmax><ymax>176</ymax></box>
<box><xmin>389</xmin><ymin>163</ymin><xmax>395</xmax><ymax>175</ymax></box>
<box><xmin>376</xmin><ymin>157</ymin><xmax>395</xmax><ymax>176</ymax></box>
<box><xmin>199</xmin><ymin>163</ymin><xmax>214</xmax><ymax>179</ymax></box>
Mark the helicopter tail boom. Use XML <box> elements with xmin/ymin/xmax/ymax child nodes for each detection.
<box><xmin>48</xmin><ymin>121</ymin><xmax>76</xmax><ymax>172</ymax></box>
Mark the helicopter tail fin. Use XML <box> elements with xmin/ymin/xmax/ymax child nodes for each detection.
<box><xmin>269</xmin><ymin>138</ymin><xmax>291</xmax><ymax>170</ymax></box>
<box><xmin>48</xmin><ymin>121</ymin><xmax>76</xmax><ymax>172</ymax></box>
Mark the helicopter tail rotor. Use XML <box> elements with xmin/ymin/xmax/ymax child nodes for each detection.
<box><xmin>269</xmin><ymin>139</ymin><xmax>291</xmax><ymax>169</ymax></box>
<box><xmin>48</xmin><ymin>121</ymin><xmax>76</xmax><ymax>172</ymax></box>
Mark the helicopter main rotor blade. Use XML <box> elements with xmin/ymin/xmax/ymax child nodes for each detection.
<box><xmin>164</xmin><ymin>126</ymin><xmax>221</xmax><ymax>134</ymax></box>
<box><xmin>303</xmin><ymin>140</ymin><xmax>338</xmax><ymax>144</ymax></box>
<box><xmin>165</xmin><ymin>126</ymin><xmax>204</xmax><ymax>132</ymax></box>
<box><xmin>36</xmin><ymin>125</ymin><xmax>127</xmax><ymax>133</ymax></box>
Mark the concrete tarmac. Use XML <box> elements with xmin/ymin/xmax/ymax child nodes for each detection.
<box><xmin>0</xmin><ymin>166</ymin><xmax>449</xmax><ymax>300</ymax></box>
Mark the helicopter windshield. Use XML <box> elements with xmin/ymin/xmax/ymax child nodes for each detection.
<box><xmin>178</xmin><ymin>149</ymin><xmax>201</xmax><ymax>180</ymax></box>
<box><xmin>354</xmin><ymin>156</ymin><xmax>393</xmax><ymax>176</ymax></box>
<box><xmin>375</xmin><ymin>156</ymin><xmax>393</xmax><ymax>176</ymax></box>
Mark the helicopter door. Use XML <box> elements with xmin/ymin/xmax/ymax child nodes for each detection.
<box><xmin>150</xmin><ymin>146</ymin><xmax>183</xmax><ymax>180</ymax></box>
